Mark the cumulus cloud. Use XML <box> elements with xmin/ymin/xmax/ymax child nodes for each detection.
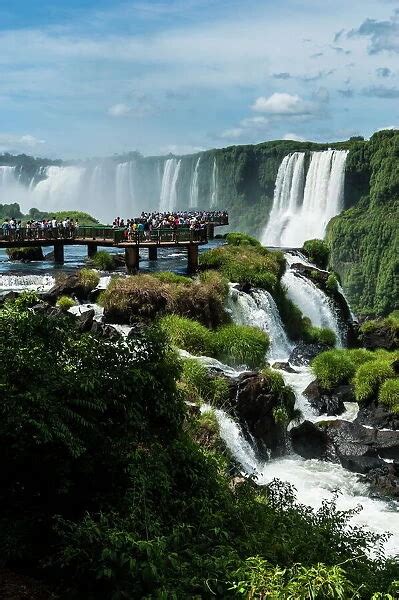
<box><xmin>108</xmin><ymin>103</ymin><xmax>132</xmax><ymax>117</ymax></box>
<box><xmin>349</xmin><ymin>14</ymin><xmax>399</xmax><ymax>54</ymax></box>
<box><xmin>252</xmin><ymin>93</ymin><xmax>314</xmax><ymax>116</ymax></box>
<box><xmin>363</xmin><ymin>85</ymin><xmax>399</xmax><ymax>98</ymax></box>
<box><xmin>0</xmin><ymin>133</ymin><xmax>45</xmax><ymax>150</ymax></box>
<box><xmin>283</xmin><ymin>133</ymin><xmax>306</xmax><ymax>141</ymax></box>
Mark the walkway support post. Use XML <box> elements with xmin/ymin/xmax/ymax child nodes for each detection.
<box><xmin>148</xmin><ymin>246</ymin><xmax>158</xmax><ymax>261</ymax></box>
<box><xmin>53</xmin><ymin>241</ymin><xmax>64</xmax><ymax>265</ymax></box>
<box><xmin>88</xmin><ymin>244</ymin><xmax>97</xmax><ymax>258</ymax></box>
<box><xmin>125</xmin><ymin>247</ymin><xmax>139</xmax><ymax>274</ymax></box>
<box><xmin>206</xmin><ymin>223</ymin><xmax>215</xmax><ymax>240</ymax></box>
<box><xmin>187</xmin><ymin>244</ymin><xmax>199</xmax><ymax>274</ymax></box>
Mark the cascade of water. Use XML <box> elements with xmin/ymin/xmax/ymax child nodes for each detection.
<box><xmin>189</xmin><ymin>157</ymin><xmax>201</xmax><ymax>208</ymax></box>
<box><xmin>282</xmin><ymin>268</ymin><xmax>343</xmax><ymax>345</ymax></box>
<box><xmin>212</xmin><ymin>406</ymin><xmax>399</xmax><ymax>555</ymax></box>
<box><xmin>115</xmin><ymin>162</ymin><xmax>137</xmax><ymax>216</ymax></box>
<box><xmin>0</xmin><ymin>166</ymin><xmax>17</xmax><ymax>188</ymax></box>
<box><xmin>0</xmin><ymin>274</ymin><xmax>55</xmax><ymax>292</ymax></box>
<box><xmin>159</xmin><ymin>158</ymin><xmax>181</xmax><ymax>212</ymax></box>
<box><xmin>210</xmin><ymin>158</ymin><xmax>218</xmax><ymax>208</ymax></box>
<box><xmin>228</xmin><ymin>285</ymin><xmax>292</xmax><ymax>360</ymax></box>
<box><xmin>262</xmin><ymin>150</ymin><xmax>348</xmax><ymax>247</ymax></box>
<box><xmin>32</xmin><ymin>165</ymin><xmax>85</xmax><ymax>212</ymax></box>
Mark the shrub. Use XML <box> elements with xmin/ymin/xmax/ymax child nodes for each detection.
<box><xmin>90</xmin><ymin>250</ymin><xmax>116</xmax><ymax>271</ymax></box>
<box><xmin>200</xmin><ymin>244</ymin><xmax>284</xmax><ymax>293</ymax></box>
<box><xmin>152</xmin><ymin>271</ymin><xmax>191</xmax><ymax>285</ymax></box>
<box><xmin>302</xmin><ymin>239</ymin><xmax>330</xmax><ymax>269</ymax></box>
<box><xmin>226</xmin><ymin>231</ymin><xmax>261</xmax><ymax>247</ymax></box>
<box><xmin>306</xmin><ymin>326</ymin><xmax>337</xmax><ymax>347</ymax></box>
<box><xmin>378</xmin><ymin>379</ymin><xmax>399</xmax><ymax>413</ymax></box>
<box><xmin>159</xmin><ymin>315</ymin><xmax>216</xmax><ymax>356</ymax></box>
<box><xmin>56</xmin><ymin>296</ymin><xmax>76</xmax><ymax>311</ymax></box>
<box><xmin>77</xmin><ymin>268</ymin><xmax>100</xmax><ymax>292</ymax></box>
<box><xmin>353</xmin><ymin>360</ymin><xmax>395</xmax><ymax>403</ymax></box>
<box><xmin>8</xmin><ymin>290</ymin><xmax>39</xmax><ymax>309</ymax></box>
<box><xmin>311</xmin><ymin>350</ymin><xmax>356</xmax><ymax>390</ymax></box>
<box><xmin>215</xmin><ymin>324</ymin><xmax>269</xmax><ymax>368</ymax></box>
<box><xmin>326</xmin><ymin>273</ymin><xmax>339</xmax><ymax>294</ymax></box>
<box><xmin>179</xmin><ymin>358</ymin><xmax>229</xmax><ymax>407</ymax></box>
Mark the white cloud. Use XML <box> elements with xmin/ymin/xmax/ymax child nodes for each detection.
<box><xmin>252</xmin><ymin>93</ymin><xmax>314</xmax><ymax>116</ymax></box>
<box><xmin>0</xmin><ymin>133</ymin><xmax>45</xmax><ymax>150</ymax></box>
<box><xmin>283</xmin><ymin>133</ymin><xmax>307</xmax><ymax>141</ymax></box>
<box><xmin>220</xmin><ymin>128</ymin><xmax>245</xmax><ymax>139</ymax></box>
<box><xmin>108</xmin><ymin>103</ymin><xmax>132</xmax><ymax>117</ymax></box>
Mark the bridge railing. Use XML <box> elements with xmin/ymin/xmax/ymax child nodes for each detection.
<box><xmin>114</xmin><ymin>227</ymin><xmax>208</xmax><ymax>244</ymax></box>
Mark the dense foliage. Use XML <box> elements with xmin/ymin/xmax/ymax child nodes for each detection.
<box><xmin>328</xmin><ymin>130</ymin><xmax>399</xmax><ymax>316</ymax></box>
<box><xmin>0</xmin><ymin>299</ymin><xmax>398</xmax><ymax>598</ymax></box>
<box><xmin>0</xmin><ymin>202</ymin><xmax>98</xmax><ymax>225</ymax></box>
<box><xmin>302</xmin><ymin>239</ymin><xmax>330</xmax><ymax>270</ymax></box>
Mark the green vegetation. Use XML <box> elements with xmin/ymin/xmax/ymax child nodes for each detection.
<box><xmin>77</xmin><ymin>268</ymin><xmax>100</xmax><ymax>292</ymax></box>
<box><xmin>226</xmin><ymin>231</ymin><xmax>261</xmax><ymax>247</ymax></box>
<box><xmin>160</xmin><ymin>315</ymin><xmax>269</xmax><ymax>368</ymax></box>
<box><xmin>89</xmin><ymin>250</ymin><xmax>116</xmax><ymax>271</ymax></box>
<box><xmin>261</xmin><ymin>368</ymin><xmax>299</xmax><ymax>425</ymax></box>
<box><xmin>311</xmin><ymin>348</ymin><xmax>377</xmax><ymax>390</ymax></box>
<box><xmin>215</xmin><ymin>323</ymin><xmax>269</xmax><ymax>368</ymax></box>
<box><xmin>328</xmin><ymin>129</ymin><xmax>399</xmax><ymax>316</ymax></box>
<box><xmin>379</xmin><ymin>379</ymin><xmax>399</xmax><ymax>414</ymax></box>
<box><xmin>56</xmin><ymin>295</ymin><xmax>76</xmax><ymax>311</ymax></box>
<box><xmin>100</xmin><ymin>271</ymin><xmax>230</xmax><ymax>327</ymax></box>
<box><xmin>200</xmin><ymin>240</ymin><xmax>285</xmax><ymax>293</ymax></box>
<box><xmin>326</xmin><ymin>273</ymin><xmax>339</xmax><ymax>294</ymax></box>
<box><xmin>0</xmin><ymin>201</ymin><xmax>98</xmax><ymax>225</ymax></box>
<box><xmin>353</xmin><ymin>360</ymin><xmax>396</xmax><ymax>403</ymax></box>
<box><xmin>6</xmin><ymin>246</ymin><xmax>44</xmax><ymax>261</ymax></box>
<box><xmin>305</xmin><ymin>326</ymin><xmax>337</xmax><ymax>347</ymax></box>
<box><xmin>359</xmin><ymin>313</ymin><xmax>399</xmax><ymax>349</ymax></box>
<box><xmin>178</xmin><ymin>358</ymin><xmax>229</xmax><ymax>407</ymax></box>
<box><xmin>0</xmin><ymin>296</ymin><xmax>398</xmax><ymax>597</ymax></box>
<box><xmin>302</xmin><ymin>239</ymin><xmax>330</xmax><ymax>270</ymax></box>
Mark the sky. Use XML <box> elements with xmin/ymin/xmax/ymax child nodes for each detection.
<box><xmin>0</xmin><ymin>0</ymin><xmax>398</xmax><ymax>159</ymax></box>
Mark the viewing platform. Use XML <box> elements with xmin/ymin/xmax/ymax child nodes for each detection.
<box><xmin>0</xmin><ymin>215</ymin><xmax>229</xmax><ymax>273</ymax></box>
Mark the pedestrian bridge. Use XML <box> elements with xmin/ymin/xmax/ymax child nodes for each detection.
<box><xmin>0</xmin><ymin>220</ymin><xmax>228</xmax><ymax>273</ymax></box>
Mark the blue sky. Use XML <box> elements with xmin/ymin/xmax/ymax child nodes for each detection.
<box><xmin>0</xmin><ymin>0</ymin><xmax>398</xmax><ymax>158</ymax></box>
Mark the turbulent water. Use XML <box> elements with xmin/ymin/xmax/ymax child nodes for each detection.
<box><xmin>262</xmin><ymin>149</ymin><xmax>348</xmax><ymax>247</ymax></box>
<box><xmin>227</xmin><ymin>285</ymin><xmax>292</xmax><ymax>360</ymax></box>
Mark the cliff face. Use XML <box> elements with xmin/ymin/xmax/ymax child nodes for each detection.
<box><xmin>327</xmin><ymin>130</ymin><xmax>399</xmax><ymax>317</ymax></box>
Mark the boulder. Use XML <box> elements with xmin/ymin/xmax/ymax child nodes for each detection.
<box><xmin>272</xmin><ymin>361</ymin><xmax>298</xmax><ymax>373</ymax></box>
<box><xmin>7</xmin><ymin>246</ymin><xmax>44</xmax><ymax>261</ymax></box>
<box><xmin>228</xmin><ymin>371</ymin><xmax>287</xmax><ymax>460</ymax></box>
<box><xmin>339</xmin><ymin>455</ymin><xmax>386</xmax><ymax>474</ymax></box>
<box><xmin>359</xmin><ymin>323</ymin><xmax>398</xmax><ymax>351</ymax></box>
<box><xmin>356</xmin><ymin>400</ymin><xmax>399</xmax><ymax>431</ymax></box>
<box><xmin>0</xmin><ymin>291</ymin><xmax>20</xmax><ymax>305</ymax></box>
<box><xmin>303</xmin><ymin>380</ymin><xmax>352</xmax><ymax>416</ymax></box>
<box><xmin>42</xmin><ymin>274</ymin><xmax>88</xmax><ymax>304</ymax></box>
<box><xmin>289</xmin><ymin>342</ymin><xmax>329</xmax><ymax>366</ymax></box>
<box><xmin>366</xmin><ymin>462</ymin><xmax>399</xmax><ymax>498</ymax></box>
<box><xmin>75</xmin><ymin>308</ymin><xmax>95</xmax><ymax>332</ymax></box>
<box><xmin>90</xmin><ymin>320</ymin><xmax>122</xmax><ymax>339</ymax></box>
<box><xmin>290</xmin><ymin>421</ymin><xmax>329</xmax><ymax>459</ymax></box>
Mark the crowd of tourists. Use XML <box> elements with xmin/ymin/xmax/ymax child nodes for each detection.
<box><xmin>1</xmin><ymin>217</ymin><xmax>79</xmax><ymax>240</ymax></box>
<box><xmin>112</xmin><ymin>210</ymin><xmax>228</xmax><ymax>240</ymax></box>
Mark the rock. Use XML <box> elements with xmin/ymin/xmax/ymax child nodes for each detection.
<box><xmin>291</xmin><ymin>263</ymin><xmax>329</xmax><ymax>284</ymax></box>
<box><xmin>290</xmin><ymin>421</ymin><xmax>329</xmax><ymax>459</ymax></box>
<box><xmin>303</xmin><ymin>380</ymin><xmax>352</xmax><ymax>416</ymax></box>
<box><xmin>228</xmin><ymin>371</ymin><xmax>288</xmax><ymax>460</ymax></box>
<box><xmin>0</xmin><ymin>291</ymin><xmax>20</xmax><ymax>304</ymax></box>
<box><xmin>340</xmin><ymin>455</ymin><xmax>386</xmax><ymax>474</ymax></box>
<box><xmin>367</xmin><ymin>462</ymin><xmax>399</xmax><ymax>498</ymax></box>
<box><xmin>356</xmin><ymin>400</ymin><xmax>399</xmax><ymax>431</ymax></box>
<box><xmin>75</xmin><ymin>308</ymin><xmax>95</xmax><ymax>332</ymax></box>
<box><xmin>272</xmin><ymin>361</ymin><xmax>298</xmax><ymax>373</ymax></box>
<box><xmin>90</xmin><ymin>320</ymin><xmax>121</xmax><ymax>339</ymax></box>
<box><xmin>289</xmin><ymin>342</ymin><xmax>329</xmax><ymax>366</ymax></box>
<box><xmin>42</xmin><ymin>274</ymin><xmax>87</xmax><ymax>304</ymax></box>
<box><xmin>7</xmin><ymin>246</ymin><xmax>44</xmax><ymax>261</ymax></box>
<box><xmin>359</xmin><ymin>323</ymin><xmax>398</xmax><ymax>351</ymax></box>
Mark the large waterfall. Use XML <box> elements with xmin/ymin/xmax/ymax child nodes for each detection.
<box><xmin>189</xmin><ymin>157</ymin><xmax>201</xmax><ymax>208</ymax></box>
<box><xmin>262</xmin><ymin>149</ymin><xmax>348</xmax><ymax>247</ymax></box>
<box><xmin>159</xmin><ymin>158</ymin><xmax>181</xmax><ymax>212</ymax></box>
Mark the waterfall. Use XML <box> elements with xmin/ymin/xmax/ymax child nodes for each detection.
<box><xmin>0</xmin><ymin>274</ymin><xmax>55</xmax><ymax>292</ymax></box>
<box><xmin>210</xmin><ymin>158</ymin><xmax>218</xmax><ymax>208</ymax></box>
<box><xmin>189</xmin><ymin>157</ymin><xmax>200</xmax><ymax>208</ymax></box>
<box><xmin>282</xmin><ymin>257</ymin><xmax>344</xmax><ymax>345</ymax></box>
<box><xmin>262</xmin><ymin>150</ymin><xmax>348</xmax><ymax>247</ymax></box>
<box><xmin>159</xmin><ymin>158</ymin><xmax>181</xmax><ymax>212</ymax></box>
<box><xmin>0</xmin><ymin>166</ymin><xmax>17</xmax><ymax>188</ymax></box>
<box><xmin>115</xmin><ymin>162</ymin><xmax>138</xmax><ymax>217</ymax></box>
<box><xmin>228</xmin><ymin>285</ymin><xmax>293</xmax><ymax>360</ymax></box>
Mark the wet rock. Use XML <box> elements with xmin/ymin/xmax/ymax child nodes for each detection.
<box><xmin>7</xmin><ymin>246</ymin><xmax>44</xmax><ymax>261</ymax></box>
<box><xmin>42</xmin><ymin>274</ymin><xmax>87</xmax><ymax>304</ymax></box>
<box><xmin>359</xmin><ymin>322</ymin><xmax>398</xmax><ymax>351</ymax></box>
<box><xmin>289</xmin><ymin>342</ymin><xmax>329</xmax><ymax>366</ymax></box>
<box><xmin>340</xmin><ymin>455</ymin><xmax>386</xmax><ymax>474</ymax></box>
<box><xmin>291</xmin><ymin>263</ymin><xmax>329</xmax><ymax>284</ymax></box>
<box><xmin>367</xmin><ymin>462</ymin><xmax>399</xmax><ymax>498</ymax></box>
<box><xmin>272</xmin><ymin>361</ymin><xmax>298</xmax><ymax>373</ymax></box>
<box><xmin>228</xmin><ymin>371</ymin><xmax>287</xmax><ymax>460</ymax></box>
<box><xmin>290</xmin><ymin>421</ymin><xmax>329</xmax><ymax>459</ymax></box>
<box><xmin>90</xmin><ymin>320</ymin><xmax>121</xmax><ymax>339</ymax></box>
<box><xmin>356</xmin><ymin>400</ymin><xmax>399</xmax><ymax>431</ymax></box>
<box><xmin>0</xmin><ymin>291</ymin><xmax>20</xmax><ymax>304</ymax></box>
<box><xmin>75</xmin><ymin>308</ymin><xmax>95</xmax><ymax>332</ymax></box>
<box><xmin>303</xmin><ymin>380</ymin><xmax>352</xmax><ymax>416</ymax></box>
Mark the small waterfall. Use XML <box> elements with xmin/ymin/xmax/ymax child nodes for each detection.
<box><xmin>0</xmin><ymin>166</ymin><xmax>17</xmax><ymax>188</ymax></box>
<box><xmin>282</xmin><ymin>258</ymin><xmax>344</xmax><ymax>345</ymax></box>
<box><xmin>209</xmin><ymin>158</ymin><xmax>218</xmax><ymax>208</ymax></box>
<box><xmin>159</xmin><ymin>158</ymin><xmax>181</xmax><ymax>212</ymax></box>
<box><xmin>262</xmin><ymin>150</ymin><xmax>348</xmax><ymax>247</ymax></box>
<box><xmin>189</xmin><ymin>157</ymin><xmax>201</xmax><ymax>208</ymax></box>
<box><xmin>115</xmin><ymin>162</ymin><xmax>137</xmax><ymax>217</ymax></box>
<box><xmin>228</xmin><ymin>285</ymin><xmax>293</xmax><ymax>360</ymax></box>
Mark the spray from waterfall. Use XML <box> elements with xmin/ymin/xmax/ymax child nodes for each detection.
<box><xmin>262</xmin><ymin>150</ymin><xmax>348</xmax><ymax>247</ymax></box>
